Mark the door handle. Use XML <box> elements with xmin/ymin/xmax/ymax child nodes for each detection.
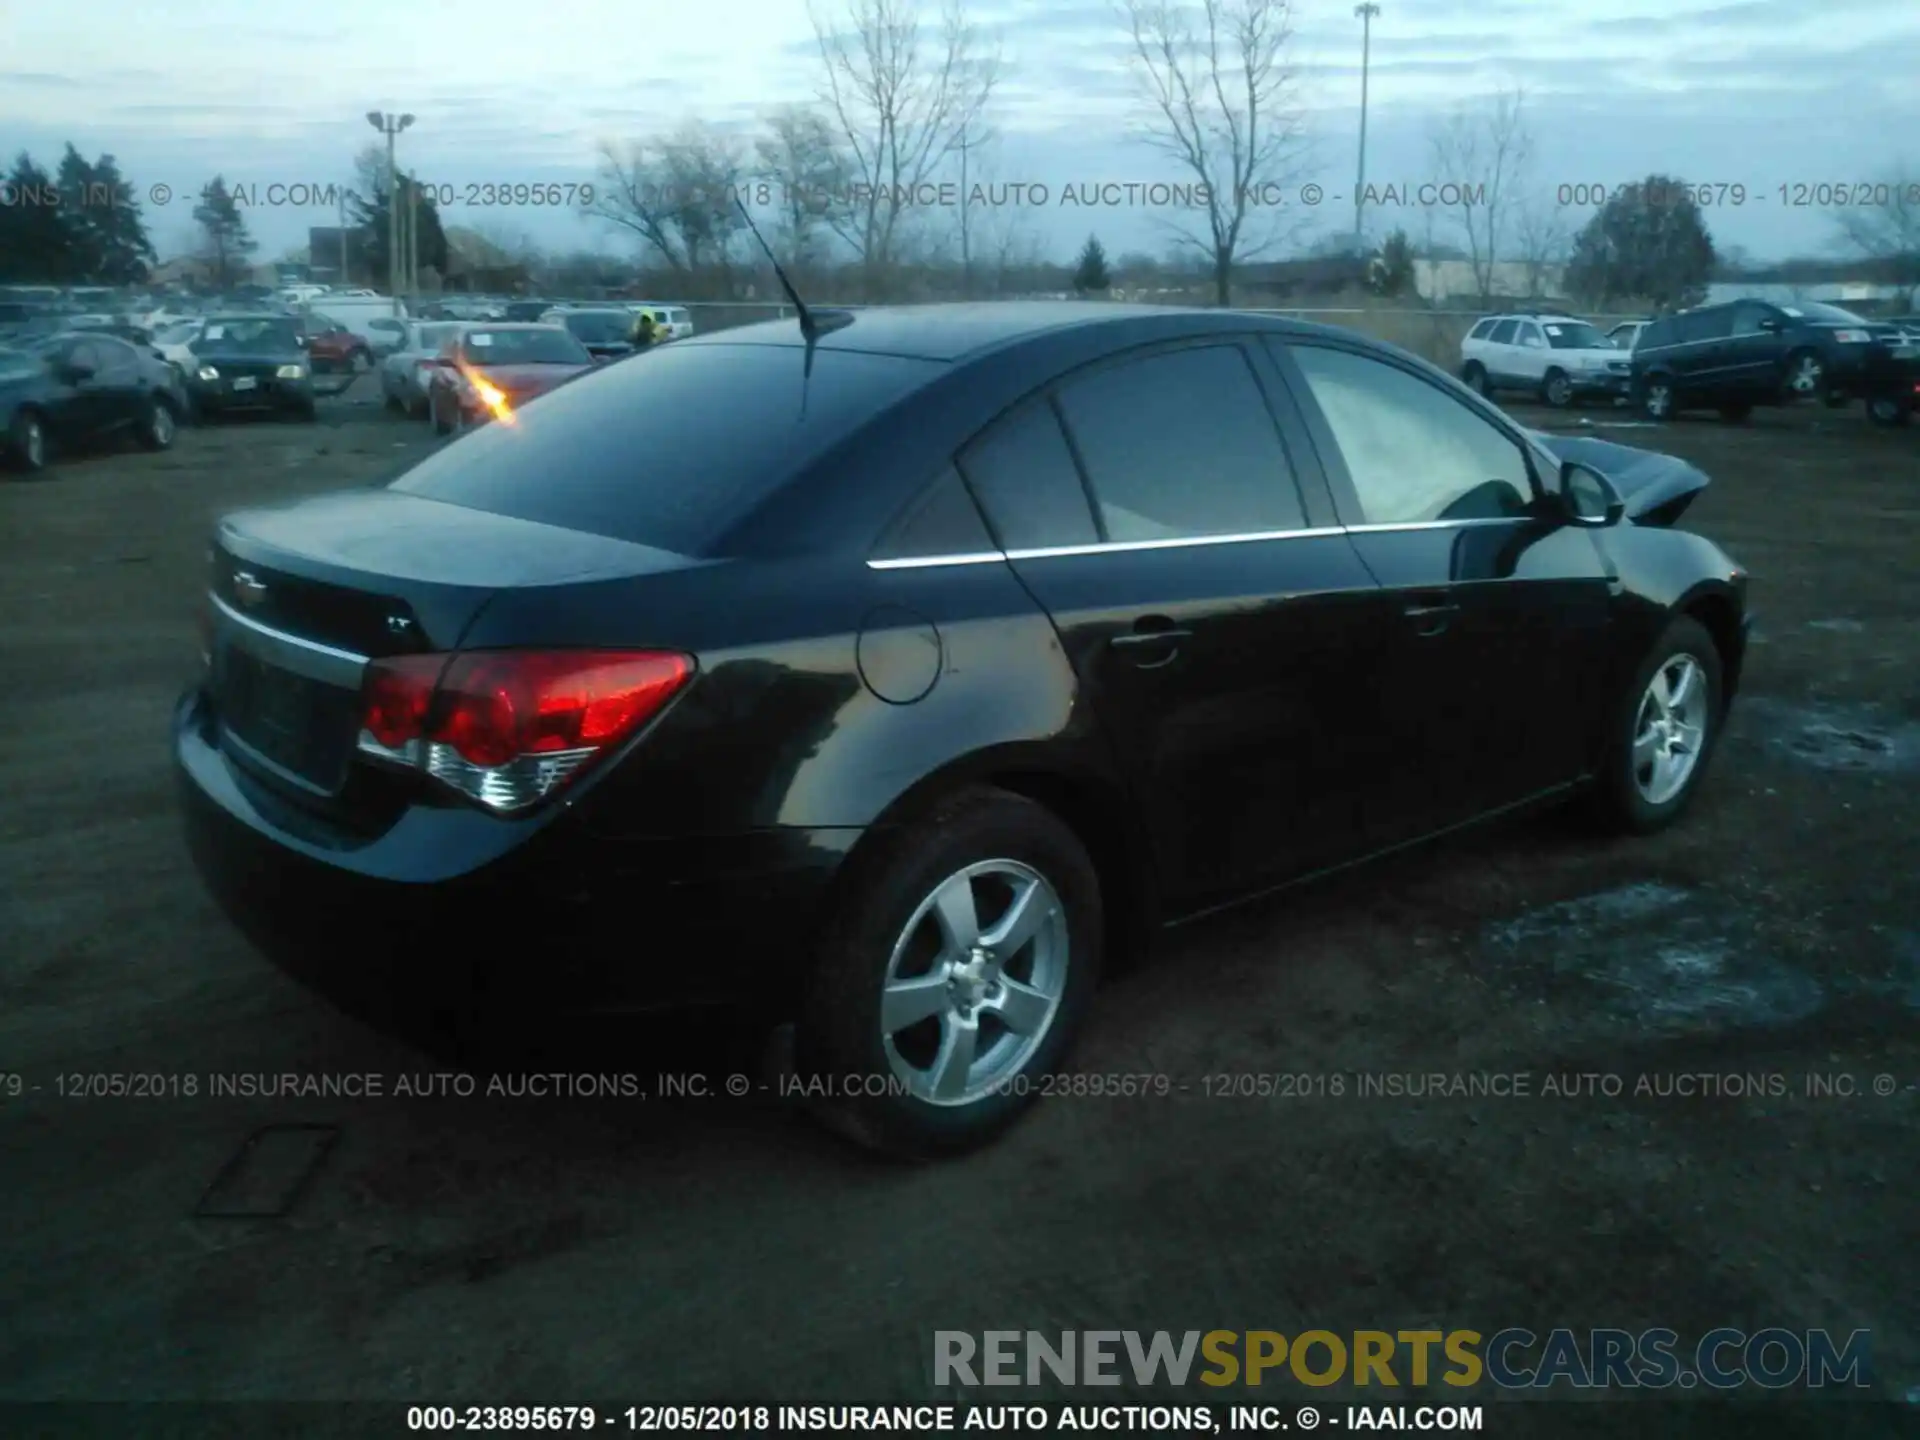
<box><xmin>1110</xmin><ymin>616</ymin><xmax>1191</xmax><ymax>666</ymax></box>
<box><xmin>1403</xmin><ymin>596</ymin><xmax>1458</xmax><ymax>637</ymax></box>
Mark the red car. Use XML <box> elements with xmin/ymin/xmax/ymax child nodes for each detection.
<box><xmin>301</xmin><ymin>314</ymin><xmax>374</xmax><ymax>375</ymax></box>
<box><xmin>427</xmin><ymin>323</ymin><xmax>597</xmax><ymax>434</ymax></box>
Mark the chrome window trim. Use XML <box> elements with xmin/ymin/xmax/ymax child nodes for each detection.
<box><xmin>864</xmin><ymin>517</ymin><xmax>1525</xmax><ymax>569</ymax></box>
<box><xmin>210</xmin><ymin>592</ymin><xmax>369</xmax><ymax>687</ymax></box>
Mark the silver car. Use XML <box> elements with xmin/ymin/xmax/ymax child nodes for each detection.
<box><xmin>378</xmin><ymin>321</ymin><xmax>464</xmax><ymax>417</ymax></box>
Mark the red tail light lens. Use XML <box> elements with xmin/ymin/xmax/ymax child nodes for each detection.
<box><xmin>355</xmin><ymin>650</ymin><xmax>693</xmax><ymax>812</ymax></box>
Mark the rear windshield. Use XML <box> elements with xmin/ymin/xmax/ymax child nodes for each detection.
<box><xmin>1781</xmin><ymin>301</ymin><xmax>1868</xmax><ymax>325</ymax></box>
<box><xmin>561</xmin><ymin>311</ymin><xmax>632</xmax><ymax>343</ymax></box>
<box><xmin>460</xmin><ymin>328</ymin><xmax>592</xmax><ymax>364</ymax></box>
<box><xmin>389</xmin><ymin>341</ymin><xmax>944</xmax><ymax>554</ymax></box>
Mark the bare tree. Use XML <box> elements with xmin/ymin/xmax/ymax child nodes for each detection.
<box><xmin>1831</xmin><ymin>166</ymin><xmax>1920</xmax><ymax>309</ymax></box>
<box><xmin>1427</xmin><ymin>87</ymin><xmax>1533</xmax><ymax>303</ymax></box>
<box><xmin>593</xmin><ymin>121</ymin><xmax>749</xmax><ymax>291</ymax></box>
<box><xmin>1120</xmin><ymin>0</ymin><xmax>1308</xmax><ymax>306</ymax></box>
<box><xmin>754</xmin><ymin>104</ymin><xmax>855</xmax><ymax>273</ymax></box>
<box><xmin>1512</xmin><ymin>189</ymin><xmax>1570</xmax><ymax>299</ymax></box>
<box><xmin>810</xmin><ymin>0</ymin><xmax>998</xmax><ymax>300</ymax></box>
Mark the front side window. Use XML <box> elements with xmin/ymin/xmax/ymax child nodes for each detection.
<box><xmin>1285</xmin><ymin>343</ymin><xmax>1536</xmax><ymax>525</ymax></box>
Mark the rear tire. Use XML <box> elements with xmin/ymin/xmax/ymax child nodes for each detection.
<box><xmin>1461</xmin><ymin>361</ymin><xmax>1490</xmax><ymax>397</ymax></box>
<box><xmin>1588</xmin><ymin>615</ymin><xmax>1725</xmax><ymax>836</ymax></box>
<box><xmin>1542</xmin><ymin>368</ymin><xmax>1573</xmax><ymax>408</ymax></box>
<box><xmin>796</xmin><ymin>787</ymin><xmax>1104</xmax><ymax>1159</ymax></box>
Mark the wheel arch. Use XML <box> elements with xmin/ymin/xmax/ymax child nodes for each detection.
<box><xmin>823</xmin><ymin>745</ymin><xmax>1158</xmax><ymax>978</ymax></box>
<box><xmin>1676</xmin><ymin>583</ymin><xmax>1747</xmax><ymax>708</ymax></box>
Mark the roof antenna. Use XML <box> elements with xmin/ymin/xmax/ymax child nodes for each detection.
<box><xmin>733</xmin><ymin>195</ymin><xmax>853</xmax><ymax>348</ymax></box>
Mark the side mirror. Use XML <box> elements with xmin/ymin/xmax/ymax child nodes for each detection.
<box><xmin>1757</xmin><ymin>318</ymin><xmax>1781</xmax><ymax>332</ymax></box>
<box><xmin>1559</xmin><ymin>460</ymin><xmax>1624</xmax><ymax>528</ymax></box>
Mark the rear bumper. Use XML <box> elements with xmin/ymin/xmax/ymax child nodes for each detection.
<box><xmin>173</xmin><ymin>686</ymin><xmax>856</xmax><ymax>1023</ymax></box>
<box><xmin>1571</xmin><ymin>371</ymin><xmax>1632</xmax><ymax>395</ymax></box>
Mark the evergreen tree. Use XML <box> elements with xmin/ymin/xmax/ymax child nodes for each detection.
<box><xmin>194</xmin><ymin>177</ymin><xmax>259</xmax><ymax>289</ymax></box>
<box><xmin>1073</xmin><ymin>234</ymin><xmax>1111</xmax><ymax>293</ymax></box>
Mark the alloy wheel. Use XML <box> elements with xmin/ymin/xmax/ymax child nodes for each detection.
<box><xmin>1645</xmin><ymin>383</ymin><xmax>1672</xmax><ymax>419</ymax></box>
<box><xmin>1788</xmin><ymin>355</ymin><xmax>1823</xmax><ymax>395</ymax></box>
<box><xmin>1546</xmin><ymin>374</ymin><xmax>1572</xmax><ymax>407</ymax></box>
<box><xmin>24</xmin><ymin>419</ymin><xmax>45</xmax><ymax>467</ymax></box>
<box><xmin>151</xmin><ymin>405</ymin><xmax>175</xmax><ymax>447</ymax></box>
<box><xmin>878</xmin><ymin>859</ymin><xmax>1069</xmax><ymax>1106</ymax></box>
<box><xmin>1631</xmin><ymin>654</ymin><xmax>1710</xmax><ymax>806</ymax></box>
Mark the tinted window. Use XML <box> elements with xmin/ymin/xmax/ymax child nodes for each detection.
<box><xmin>94</xmin><ymin>336</ymin><xmax>138</xmax><ymax>371</ymax></box>
<box><xmin>958</xmin><ymin>399</ymin><xmax>1099</xmax><ymax>549</ymax></box>
<box><xmin>563</xmin><ymin>312</ymin><xmax>632</xmax><ymax>343</ymax></box>
<box><xmin>1054</xmin><ymin>344</ymin><xmax>1306</xmax><ymax>541</ymax></box>
<box><xmin>1288</xmin><ymin>344</ymin><xmax>1535</xmax><ymax>524</ymax></box>
<box><xmin>1677</xmin><ymin>308</ymin><xmax>1733</xmax><ymax>342</ymax></box>
<box><xmin>391</xmin><ymin>343</ymin><xmax>942</xmax><ymax>554</ymax></box>
<box><xmin>1487</xmin><ymin>320</ymin><xmax>1518</xmax><ymax>344</ymax></box>
<box><xmin>1542</xmin><ymin>320</ymin><xmax>1607</xmax><ymax>349</ymax></box>
<box><xmin>460</xmin><ymin>328</ymin><xmax>592</xmax><ymax>365</ymax></box>
<box><xmin>1730</xmin><ymin>303</ymin><xmax>1772</xmax><ymax>337</ymax></box>
<box><xmin>1467</xmin><ymin>319</ymin><xmax>1495</xmax><ymax>340</ymax></box>
<box><xmin>873</xmin><ymin>466</ymin><xmax>995</xmax><ymax>560</ymax></box>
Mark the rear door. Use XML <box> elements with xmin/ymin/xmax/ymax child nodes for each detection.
<box><xmin>1512</xmin><ymin>321</ymin><xmax>1550</xmax><ymax>386</ymax></box>
<box><xmin>1725</xmin><ymin>302</ymin><xmax>1779</xmax><ymax>392</ymax></box>
<box><xmin>58</xmin><ymin>340</ymin><xmax>115</xmax><ymax>437</ymax></box>
<box><xmin>1483</xmin><ymin>319</ymin><xmax>1520</xmax><ymax>384</ymax></box>
<box><xmin>1270</xmin><ymin>338</ymin><xmax>1615</xmax><ymax>845</ymax></box>
<box><xmin>1673</xmin><ymin>307</ymin><xmax>1734</xmax><ymax>393</ymax></box>
<box><xmin>90</xmin><ymin>336</ymin><xmax>147</xmax><ymax>429</ymax></box>
<box><xmin>959</xmin><ymin>338</ymin><xmax>1392</xmax><ymax>910</ymax></box>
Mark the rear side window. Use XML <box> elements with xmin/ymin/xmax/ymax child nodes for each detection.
<box><xmin>1054</xmin><ymin>343</ymin><xmax>1308</xmax><ymax>541</ymax></box>
<box><xmin>957</xmin><ymin>399</ymin><xmax>1100</xmax><ymax>550</ymax></box>
<box><xmin>1467</xmin><ymin>318</ymin><xmax>1495</xmax><ymax>340</ymax></box>
<box><xmin>390</xmin><ymin>343</ymin><xmax>944</xmax><ymax>555</ymax></box>
<box><xmin>873</xmin><ymin>466</ymin><xmax>995</xmax><ymax>560</ymax></box>
<box><xmin>1487</xmin><ymin>319</ymin><xmax>1518</xmax><ymax>344</ymax></box>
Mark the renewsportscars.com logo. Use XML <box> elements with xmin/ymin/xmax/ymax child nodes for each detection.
<box><xmin>932</xmin><ymin>1328</ymin><xmax>1874</xmax><ymax>1391</ymax></box>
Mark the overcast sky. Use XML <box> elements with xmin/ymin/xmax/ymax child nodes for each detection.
<box><xmin>3</xmin><ymin>0</ymin><xmax>1916</xmax><ymax>267</ymax></box>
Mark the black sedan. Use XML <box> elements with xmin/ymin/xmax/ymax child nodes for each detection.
<box><xmin>182</xmin><ymin>314</ymin><xmax>318</xmax><ymax>421</ymax></box>
<box><xmin>548</xmin><ymin>307</ymin><xmax>637</xmax><ymax>360</ymax></box>
<box><xmin>175</xmin><ymin>303</ymin><xmax>1750</xmax><ymax>1156</ymax></box>
<box><xmin>2</xmin><ymin>332</ymin><xmax>184</xmax><ymax>472</ymax></box>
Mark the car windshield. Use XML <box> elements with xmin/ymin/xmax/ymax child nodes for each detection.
<box><xmin>1781</xmin><ymin>301</ymin><xmax>1870</xmax><ymax>325</ymax></box>
<box><xmin>562</xmin><ymin>312</ymin><xmax>631</xmax><ymax>342</ymax></box>
<box><xmin>196</xmin><ymin>318</ymin><xmax>301</xmax><ymax>351</ymax></box>
<box><xmin>1541</xmin><ymin>321</ymin><xmax>1609</xmax><ymax>350</ymax></box>
<box><xmin>459</xmin><ymin>328</ymin><xmax>592</xmax><ymax>364</ymax></box>
<box><xmin>155</xmin><ymin>321</ymin><xmax>200</xmax><ymax>343</ymax></box>
<box><xmin>391</xmin><ymin>342</ymin><xmax>941</xmax><ymax>554</ymax></box>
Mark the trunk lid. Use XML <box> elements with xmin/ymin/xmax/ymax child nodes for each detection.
<box><xmin>208</xmin><ymin>489</ymin><xmax>696</xmax><ymax>799</ymax></box>
<box><xmin>471</xmin><ymin>361</ymin><xmax>592</xmax><ymax>398</ymax></box>
<box><xmin>1527</xmin><ymin>431</ymin><xmax>1710</xmax><ymax>527</ymax></box>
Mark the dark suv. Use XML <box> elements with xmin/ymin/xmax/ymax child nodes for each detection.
<box><xmin>1631</xmin><ymin>299</ymin><xmax>1904</xmax><ymax>422</ymax></box>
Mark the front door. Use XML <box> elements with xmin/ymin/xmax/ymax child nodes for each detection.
<box><xmin>956</xmin><ymin>340</ymin><xmax>1392</xmax><ymax>911</ymax></box>
<box><xmin>1270</xmin><ymin>338</ymin><xmax>1616</xmax><ymax>847</ymax></box>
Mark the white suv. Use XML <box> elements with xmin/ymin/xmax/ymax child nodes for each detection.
<box><xmin>627</xmin><ymin>302</ymin><xmax>694</xmax><ymax>340</ymax></box>
<box><xmin>1459</xmin><ymin>313</ymin><xmax>1632</xmax><ymax>408</ymax></box>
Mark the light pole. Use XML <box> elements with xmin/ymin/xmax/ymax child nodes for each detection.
<box><xmin>366</xmin><ymin>111</ymin><xmax>414</xmax><ymax>314</ymax></box>
<box><xmin>1354</xmin><ymin>3</ymin><xmax>1380</xmax><ymax>250</ymax></box>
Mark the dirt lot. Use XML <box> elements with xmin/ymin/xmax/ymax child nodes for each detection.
<box><xmin>1</xmin><ymin>379</ymin><xmax>1916</xmax><ymax>1429</ymax></box>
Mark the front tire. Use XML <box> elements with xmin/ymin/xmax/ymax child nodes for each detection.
<box><xmin>797</xmin><ymin>787</ymin><xmax>1103</xmax><ymax>1158</ymax></box>
<box><xmin>1868</xmin><ymin>395</ymin><xmax>1912</xmax><ymax>427</ymax></box>
<box><xmin>1461</xmin><ymin>361</ymin><xmax>1490</xmax><ymax>397</ymax></box>
<box><xmin>1783</xmin><ymin>348</ymin><xmax>1824</xmax><ymax>401</ymax></box>
<box><xmin>1590</xmin><ymin>616</ymin><xmax>1725</xmax><ymax>835</ymax></box>
<box><xmin>1542</xmin><ymin>368</ymin><xmax>1573</xmax><ymax>408</ymax></box>
<box><xmin>139</xmin><ymin>397</ymin><xmax>178</xmax><ymax>450</ymax></box>
<box><xmin>7</xmin><ymin>408</ymin><xmax>50</xmax><ymax>472</ymax></box>
<box><xmin>1638</xmin><ymin>374</ymin><xmax>1676</xmax><ymax>421</ymax></box>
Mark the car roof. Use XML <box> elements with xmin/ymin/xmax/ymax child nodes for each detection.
<box><xmin>676</xmin><ymin>300</ymin><xmax>1331</xmax><ymax>362</ymax></box>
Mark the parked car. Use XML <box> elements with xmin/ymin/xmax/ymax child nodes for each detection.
<box><xmin>378</xmin><ymin>321</ymin><xmax>465</xmax><ymax>417</ymax></box>
<box><xmin>542</xmin><ymin>307</ymin><xmax>637</xmax><ymax>360</ymax></box>
<box><xmin>1459</xmin><ymin>313</ymin><xmax>1633</xmax><ymax>407</ymax></box>
<box><xmin>627</xmin><ymin>303</ymin><xmax>694</xmax><ymax>340</ymax></box>
<box><xmin>501</xmin><ymin>300</ymin><xmax>557</xmax><ymax>322</ymax></box>
<box><xmin>182</xmin><ymin>314</ymin><xmax>317</xmax><ymax>422</ymax></box>
<box><xmin>302</xmin><ymin>313</ymin><xmax>375</xmax><ymax>375</ymax></box>
<box><xmin>176</xmin><ymin>302</ymin><xmax>1751</xmax><ymax>1156</ymax></box>
<box><xmin>363</xmin><ymin>315</ymin><xmax>413</xmax><ymax>358</ymax></box>
<box><xmin>1606</xmin><ymin>320</ymin><xmax>1650</xmax><ymax>351</ymax></box>
<box><xmin>1863</xmin><ymin>326</ymin><xmax>1920</xmax><ymax>427</ymax></box>
<box><xmin>1</xmin><ymin>331</ymin><xmax>183</xmax><ymax>472</ymax></box>
<box><xmin>426</xmin><ymin>323</ymin><xmax>596</xmax><ymax>434</ymax></box>
<box><xmin>1631</xmin><ymin>299</ymin><xmax>1905</xmax><ymax>421</ymax></box>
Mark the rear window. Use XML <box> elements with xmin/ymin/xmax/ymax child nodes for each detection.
<box><xmin>389</xmin><ymin>342</ymin><xmax>944</xmax><ymax>554</ymax></box>
<box><xmin>461</xmin><ymin>327</ymin><xmax>591</xmax><ymax>364</ymax></box>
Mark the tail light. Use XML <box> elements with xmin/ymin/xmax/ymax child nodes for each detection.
<box><xmin>355</xmin><ymin>650</ymin><xmax>693</xmax><ymax>813</ymax></box>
